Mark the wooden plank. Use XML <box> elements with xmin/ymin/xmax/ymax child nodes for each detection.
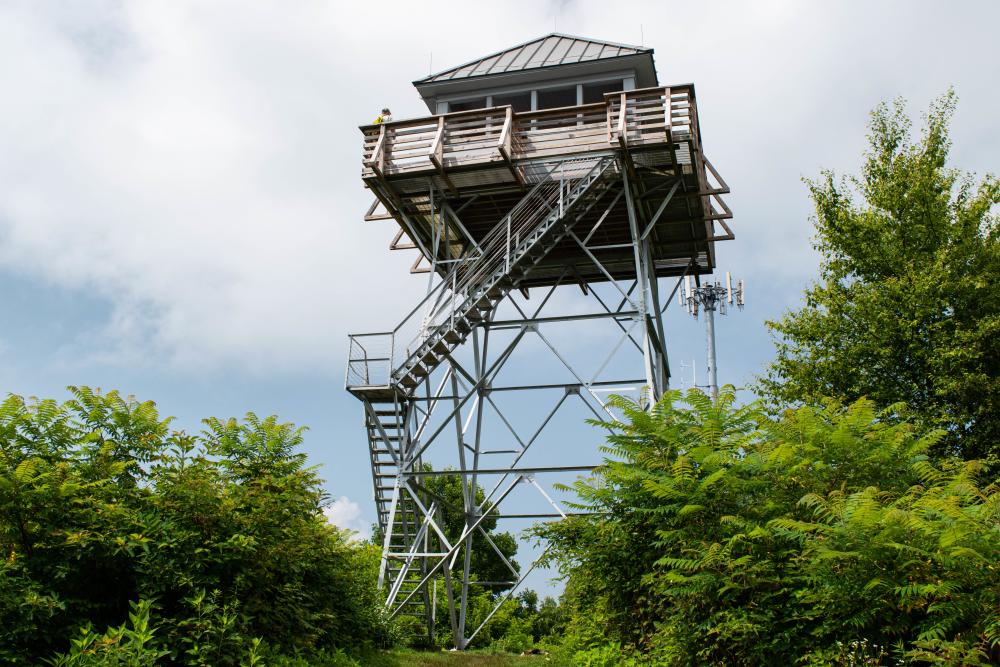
<box><xmin>517</xmin><ymin>101</ymin><xmax>604</xmax><ymax>120</ymax></box>
<box><xmin>514</xmin><ymin>128</ymin><xmax>608</xmax><ymax>147</ymax></box>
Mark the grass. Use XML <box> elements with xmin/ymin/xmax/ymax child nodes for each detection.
<box><xmin>357</xmin><ymin>648</ymin><xmax>545</xmax><ymax>666</ymax></box>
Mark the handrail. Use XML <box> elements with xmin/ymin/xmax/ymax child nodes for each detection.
<box><xmin>346</xmin><ymin>155</ymin><xmax>615</xmax><ymax>391</ymax></box>
<box><xmin>361</xmin><ymin>86</ymin><xmax>692</xmax><ymax>178</ymax></box>
<box><xmin>515</xmin><ymin>101</ymin><xmax>604</xmax><ymax>120</ymax></box>
<box><xmin>389</xmin><ymin>156</ymin><xmax>614</xmax><ymax>384</ymax></box>
<box><xmin>384</xmin><ymin>166</ymin><xmax>561</xmax><ymax>341</ymax></box>
<box><xmin>359</xmin><ymin>103</ymin><xmax>519</xmax><ymax>131</ymax></box>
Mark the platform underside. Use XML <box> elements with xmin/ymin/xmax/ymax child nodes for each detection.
<box><xmin>361</xmin><ymin>85</ymin><xmax>731</xmax><ymax>289</ymax></box>
<box><xmin>367</xmin><ymin>148</ymin><xmax>724</xmax><ymax>288</ymax></box>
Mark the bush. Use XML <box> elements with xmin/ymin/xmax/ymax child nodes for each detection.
<box><xmin>49</xmin><ymin>600</ymin><xmax>168</xmax><ymax>667</ymax></box>
<box><xmin>0</xmin><ymin>387</ymin><xmax>391</xmax><ymax>664</ymax></box>
<box><xmin>539</xmin><ymin>388</ymin><xmax>1000</xmax><ymax>665</ymax></box>
<box><xmin>572</xmin><ymin>644</ymin><xmax>641</xmax><ymax>667</ymax></box>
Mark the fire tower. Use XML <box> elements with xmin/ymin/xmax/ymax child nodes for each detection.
<box><xmin>345</xmin><ymin>34</ymin><xmax>732</xmax><ymax>647</ymax></box>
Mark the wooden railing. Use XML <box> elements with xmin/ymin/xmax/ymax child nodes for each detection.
<box><xmin>361</xmin><ymin>85</ymin><xmax>697</xmax><ymax>179</ymax></box>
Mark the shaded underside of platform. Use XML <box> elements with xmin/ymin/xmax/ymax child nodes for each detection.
<box><xmin>361</xmin><ymin>85</ymin><xmax>731</xmax><ymax>288</ymax></box>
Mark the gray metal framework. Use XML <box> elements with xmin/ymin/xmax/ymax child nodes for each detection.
<box><xmin>344</xmin><ymin>148</ymin><xmax>722</xmax><ymax>648</ymax></box>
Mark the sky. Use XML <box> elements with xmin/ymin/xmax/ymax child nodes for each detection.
<box><xmin>1</xmin><ymin>0</ymin><xmax>998</xmax><ymax>594</ymax></box>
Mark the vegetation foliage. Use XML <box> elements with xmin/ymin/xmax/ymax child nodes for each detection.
<box><xmin>534</xmin><ymin>91</ymin><xmax>1000</xmax><ymax>666</ymax></box>
<box><xmin>2</xmin><ymin>93</ymin><xmax>997</xmax><ymax>665</ymax></box>
<box><xmin>538</xmin><ymin>389</ymin><xmax>1000</xmax><ymax>665</ymax></box>
<box><xmin>761</xmin><ymin>91</ymin><xmax>1000</xmax><ymax>465</ymax></box>
<box><xmin>419</xmin><ymin>470</ymin><xmax>520</xmax><ymax>595</ymax></box>
<box><xmin>0</xmin><ymin>387</ymin><xmax>390</xmax><ymax>664</ymax></box>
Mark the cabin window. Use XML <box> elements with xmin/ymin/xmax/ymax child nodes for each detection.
<box><xmin>582</xmin><ymin>80</ymin><xmax>624</xmax><ymax>104</ymax></box>
<box><xmin>492</xmin><ymin>92</ymin><xmax>532</xmax><ymax>113</ymax></box>
<box><xmin>536</xmin><ymin>86</ymin><xmax>577</xmax><ymax>110</ymax></box>
<box><xmin>449</xmin><ymin>98</ymin><xmax>487</xmax><ymax>112</ymax></box>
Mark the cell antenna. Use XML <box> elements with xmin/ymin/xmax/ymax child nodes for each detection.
<box><xmin>684</xmin><ymin>272</ymin><xmax>746</xmax><ymax>400</ymax></box>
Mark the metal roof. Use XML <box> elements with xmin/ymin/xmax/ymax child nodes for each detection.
<box><xmin>415</xmin><ymin>33</ymin><xmax>652</xmax><ymax>84</ymax></box>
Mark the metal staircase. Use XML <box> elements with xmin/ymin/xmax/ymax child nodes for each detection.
<box><xmin>394</xmin><ymin>156</ymin><xmax>619</xmax><ymax>392</ymax></box>
<box><xmin>363</xmin><ymin>397</ymin><xmax>437</xmax><ymax>640</ymax></box>
<box><xmin>347</xmin><ymin>154</ymin><xmax>620</xmax><ymax>636</ymax></box>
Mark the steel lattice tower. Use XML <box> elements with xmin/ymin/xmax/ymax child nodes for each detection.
<box><xmin>344</xmin><ymin>34</ymin><xmax>733</xmax><ymax>648</ymax></box>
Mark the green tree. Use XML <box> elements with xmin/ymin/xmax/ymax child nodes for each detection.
<box><xmin>418</xmin><ymin>469</ymin><xmax>519</xmax><ymax>593</ymax></box>
<box><xmin>0</xmin><ymin>387</ymin><xmax>390</xmax><ymax>665</ymax></box>
<box><xmin>761</xmin><ymin>91</ymin><xmax>1000</xmax><ymax>464</ymax></box>
<box><xmin>528</xmin><ymin>595</ymin><xmax>566</xmax><ymax>642</ymax></box>
<box><xmin>539</xmin><ymin>389</ymin><xmax>1000</xmax><ymax>665</ymax></box>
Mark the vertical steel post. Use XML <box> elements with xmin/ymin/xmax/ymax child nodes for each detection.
<box><xmin>621</xmin><ymin>167</ymin><xmax>658</xmax><ymax>401</ymax></box>
<box><xmin>705</xmin><ymin>303</ymin><xmax>718</xmax><ymax>401</ymax></box>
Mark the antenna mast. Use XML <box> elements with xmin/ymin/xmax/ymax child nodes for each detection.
<box><xmin>679</xmin><ymin>272</ymin><xmax>745</xmax><ymax>400</ymax></box>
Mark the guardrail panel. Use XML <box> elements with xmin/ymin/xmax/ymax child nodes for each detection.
<box><xmin>361</xmin><ymin>86</ymin><xmax>694</xmax><ymax>178</ymax></box>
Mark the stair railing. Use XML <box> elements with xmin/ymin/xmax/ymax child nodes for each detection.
<box><xmin>346</xmin><ymin>155</ymin><xmax>614</xmax><ymax>391</ymax></box>
<box><xmin>390</xmin><ymin>156</ymin><xmax>614</xmax><ymax>381</ymax></box>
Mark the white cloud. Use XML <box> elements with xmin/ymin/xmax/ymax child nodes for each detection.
<box><xmin>0</xmin><ymin>0</ymin><xmax>996</xmax><ymax>379</ymax></box>
<box><xmin>0</xmin><ymin>2</ymin><xmax>424</xmax><ymax>374</ymax></box>
<box><xmin>323</xmin><ymin>495</ymin><xmax>370</xmax><ymax>539</ymax></box>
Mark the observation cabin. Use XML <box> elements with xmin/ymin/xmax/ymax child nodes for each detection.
<box><xmin>361</xmin><ymin>33</ymin><xmax>733</xmax><ymax>292</ymax></box>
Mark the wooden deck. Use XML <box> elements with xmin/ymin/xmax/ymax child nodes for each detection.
<box><xmin>362</xmin><ymin>86</ymin><xmax>695</xmax><ymax>180</ymax></box>
<box><xmin>360</xmin><ymin>84</ymin><xmax>732</xmax><ymax>285</ymax></box>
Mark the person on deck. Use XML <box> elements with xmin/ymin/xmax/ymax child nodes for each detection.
<box><xmin>373</xmin><ymin>107</ymin><xmax>392</xmax><ymax>124</ymax></box>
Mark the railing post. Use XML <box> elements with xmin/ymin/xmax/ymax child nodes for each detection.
<box><xmin>617</xmin><ymin>92</ymin><xmax>628</xmax><ymax>148</ymax></box>
<box><xmin>369</xmin><ymin>124</ymin><xmax>387</xmax><ymax>176</ymax></box>
<box><xmin>505</xmin><ymin>215</ymin><xmax>511</xmax><ymax>273</ymax></box>
<box><xmin>365</xmin><ymin>350</ymin><xmax>372</xmax><ymax>385</ymax></box>
<box><xmin>606</xmin><ymin>96</ymin><xmax>613</xmax><ymax>144</ymax></box>
<box><xmin>430</xmin><ymin>116</ymin><xmax>445</xmax><ymax>169</ymax></box>
<box><xmin>663</xmin><ymin>86</ymin><xmax>672</xmax><ymax>140</ymax></box>
<box><xmin>389</xmin><ymin>332</ymin><xmax>395</xmax><ymax>386</ymax></box>
<box><xmin>559</xmin><ymin>162</ymin><xmax>564</xmax><ymax>217</ymax></box>
<box><xmin>451</xmin><ymin>271</ymin><xmax>457</xmax><ymax>330</ymax></box>
<box><xmin>344</xmin><ymin>338</ymin><xmax>351</xmax><ymax>390</ymax></box>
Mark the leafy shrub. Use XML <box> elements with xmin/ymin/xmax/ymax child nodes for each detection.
<box><xmin>49</xmin><ymin>600</ymin><xmax>168</xmax><ymax>667</ymax></box>
<box><xmin>572</xmin><ymin>644</ymin><xmax>641</xmax><ymax>667</ymax></box>
<box><xmin>0</xmin><ymin>387</ymin><xmax>391</xmax><ymax>664</ymax></box>
<box><xmin>539</xmin><ymin>388</ymin><xmax>1000</xmax><ymax>665</ymax></box>
<box><xmin>486</xmin><ymin>617</ymin><xmax>532</xmax><ymax>654</ymax></box>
